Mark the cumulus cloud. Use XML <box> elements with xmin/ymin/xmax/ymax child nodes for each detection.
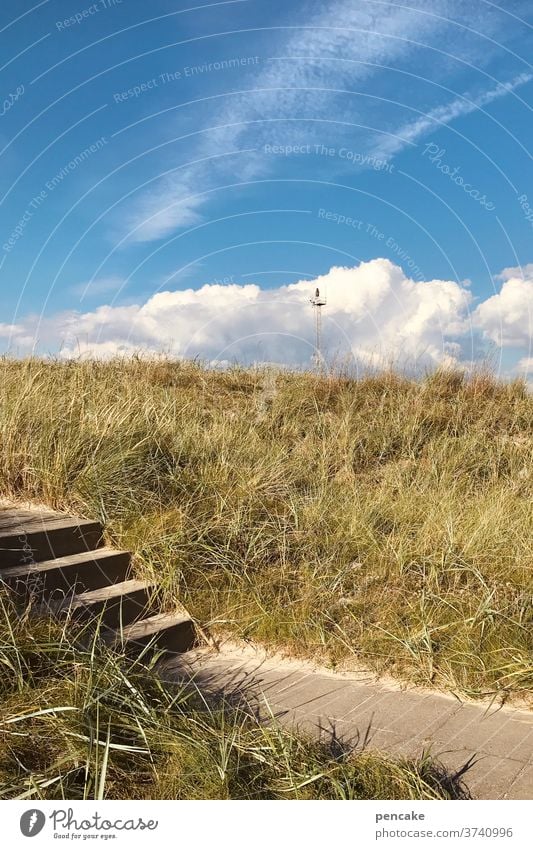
<box><xmin>3</xmin><ymin>258</ymin><xmax>531</xmax><ymax>371</ymax></box>
<box><xmin>474</xmin><ymin>268</ymin><xmax>533</xmax><ymax>348</ymax></box>
<box><xmin>496</xmin><ymin>263</ymin><xmax>533</xmax><ymax>281</ymax></box>
<box><xmin>517</xmin><ymin>357</ymin><xmax>533</xmax><ymax>375</ymax></box>
<box><xmin>0</xmin><ymin>259</ymin><xmax>475</xmax><ymax>367</ymax></box>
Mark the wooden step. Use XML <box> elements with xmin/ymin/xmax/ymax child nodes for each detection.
<box><xmin>109</xmin><ymin>611</ymin><xmax>197</xmax><ymax>655</ymax></box>
<box><xmin>0</xmin><ymin>516</ymin><xmax>103</xmax><ymax>567</ymax></box>
<box><xmin>0</xmin><ymin>509</ymin><xmax>58</xmax><ymax>529</ymax></box>
<box><xmin>59</xmin><ymin>579</ymin><xmax>156</xmax><ymax>629</ymax></box>
<box><xmin>0</xmin><ymin>547</ymin><xmax>131</xmax><ymax>598</ymax></box>
<box><xmin>1</xmin><ymin>508</ymin><xmax>199</xmax><ymax>662</ymax></box>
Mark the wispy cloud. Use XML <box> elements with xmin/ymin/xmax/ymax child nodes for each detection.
<box><xmin>121</xmin><ymin>0</ymin><xmax>451</xmax><ymax>243</ymax></box>
<box><xmin>375</xmin><ymin>71</ymin><xmax>533</xmax><ymax>158</ymax></box>
<box><xmin>119</xmin><ymin>0</ymin><xmax>530</xmax><ymax>245</ymax></box>
<box><xmin>70</xmin><ymin>275</ymin><xmax>127</xmax><ymax>301</ymax></box>
<box><xmin>124</xmin><ymin>181</ymin><xmax>204</xmax><ymax>244</ymax></box>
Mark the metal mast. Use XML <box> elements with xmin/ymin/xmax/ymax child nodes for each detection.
<box><xmin>310</xmin><ymin>287</ymin><xmax>326</xmax><ymax>369</ymax></box>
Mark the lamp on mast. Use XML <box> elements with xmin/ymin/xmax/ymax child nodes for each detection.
<box><xmin>310</xmin><ymin>287</ymin><xmax>326</xmax><ymax>369</ymax></box>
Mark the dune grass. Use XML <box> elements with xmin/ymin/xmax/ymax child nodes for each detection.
<box><xmin>0</xmin><ymin>592</ymin><xmax>463</xmax><ymax>800</ymax></box>
<box><xmin>0</xmin><ymin>356</ymin><xmax>531</xmax><ymax>703</ymax></box>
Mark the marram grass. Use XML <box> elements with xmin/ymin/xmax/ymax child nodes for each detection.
<box><xmin>0</xmin><ymin>593</ymin><xmax>464</xmax><ymax>800</ymax></box>
<box><xmin>0</xmin><ymin>357</ymin><xmax>531</xmax><ymax>702</ymax></box>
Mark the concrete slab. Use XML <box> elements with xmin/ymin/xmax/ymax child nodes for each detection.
<box><xmin>384</xmin><ymin>694</ymin><xmax>462</xmax><ymax>741</ymax></box>
<box><xmin>268</xmin><ymin>679</ymin><xmax>352</xmax><ymax>711</ymax></box>
<box><xmin>464</xmin><ymin>754</ymin><xmax>526</xmax><ymax>800</ymax></box>
<box><xmin>161</xmin><ymin>641</ymin><xmax>533</xmax><ymax>800</ymax></box>
<box><xmin>434</xmin><ymin>706</ymin><xmax>532</xmax><ymax>759</ymax></box>
<box><xmin>504</xmin><ymin>765</ymin><xmax>533</xmax><ymax>800</ymax></box>
<box><xmin>313</xmin><ymin>682</ymin><xmax>389</xmax><ymax>720</ymax></box>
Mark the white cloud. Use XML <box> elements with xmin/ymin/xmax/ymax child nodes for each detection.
<box><xmin>375</xmin><ymin>72</ymin><xmax>533</xmax><ymax>159</ymax></box>
<box><xmin>5</xmin><ymin>259</ymin><xmax>532</xmax><ymax>371</ymax></box>
<box><xmin>70</xmin><ymin>275</ymin><xmax>127</xmax><ymax>300</ymax></box>
<box><xmin>120</xmin><ymin>1</ymin><xmax>530</xmax><ymax>244</ymax></box>
<box><xmin>474</xmin><ymin>269</ymin><xmax>533</xmax><ymax>348</ymax></box>
<box><xmin>1</xmin><ymin>259</ymin><xmax>478</xmax><ymax>368</ymax></box>
<box><xmin>517</xmin><ymin>357</ymin><xmax>533</xmax><ymax>374</ymax></box>
<box><xmin>122</xmin><ymin>0</ymin><xmax>451</xmax><ymax>243</ymax></box>
<box><xmin>495</xmin><ymin>262</ymin><xmax>533</xmax><ymax>281</ymax></box>
<box><xmin>124</xmin><ymin>179</ymin><xmax>204</xmax><ymax>244</ymax></box>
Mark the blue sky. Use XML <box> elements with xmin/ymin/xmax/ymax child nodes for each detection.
<box><xmin>1</xmin><ymin>0</ymin><xmax>532</xmax><ymax>373</ymax></box>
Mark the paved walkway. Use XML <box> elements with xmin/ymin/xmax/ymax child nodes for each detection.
<box><xmin>162</xmin><ymin>641</ymin><xmax>533</xmax><ymax>800</ymax></box>
<box><xmin>3</xmin><ymin>501</ymin><xmax>531</xmax><ymax>800</ymax></box>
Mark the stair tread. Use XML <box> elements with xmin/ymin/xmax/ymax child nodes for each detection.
<box><xmin>0</xmin><ymin>514</ymin><xmax>104</xmax><ymax>568</ymax></box>
<box><xmin>0</xmin><ymin>509</ymin><xmax>62</xmax><ymax>527</ymax></box>
<box><xmin>0</xmin><ymin>516</ymin><xmax>100</xmax><ymax>538</ymax></box>
<box><xmin>1</xmin><ymin>547</ymin><xmax>129</xmax><ymax>578</ymax></box>
<box><xmin>117</xmin><ymin>611</ymin><xmax>192</xmax><ymax>640</ymax></box>
<box><xmin>69</xmin><ymin>579</ymin><xmax>154</xmax><ymax>607</ymax></box>
<box><xmin>2</xmin><ymin>509</ymin><xmax>196</xmax><ymax>656</ymax></box>
<box><xmin>0</xmin><ymin>512</ymin><xmax>60</xmax><ymax>529</ymax></box>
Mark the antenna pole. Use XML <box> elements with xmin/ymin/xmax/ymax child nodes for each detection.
<box><xmin>310</xmin><ymin>288</ymin><xmax>326</xmax><ymax>371</ymax></box>
<box><xmin>315</xmin><ymin>302</ymin><xmax>322</xmax><ymax>361</ymax></box>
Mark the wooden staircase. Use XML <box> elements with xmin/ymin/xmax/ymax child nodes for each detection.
<box><xmin>0</xmin><ymin>506</ymin><xmax>197</xmax><ymax>656</ymax></box>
